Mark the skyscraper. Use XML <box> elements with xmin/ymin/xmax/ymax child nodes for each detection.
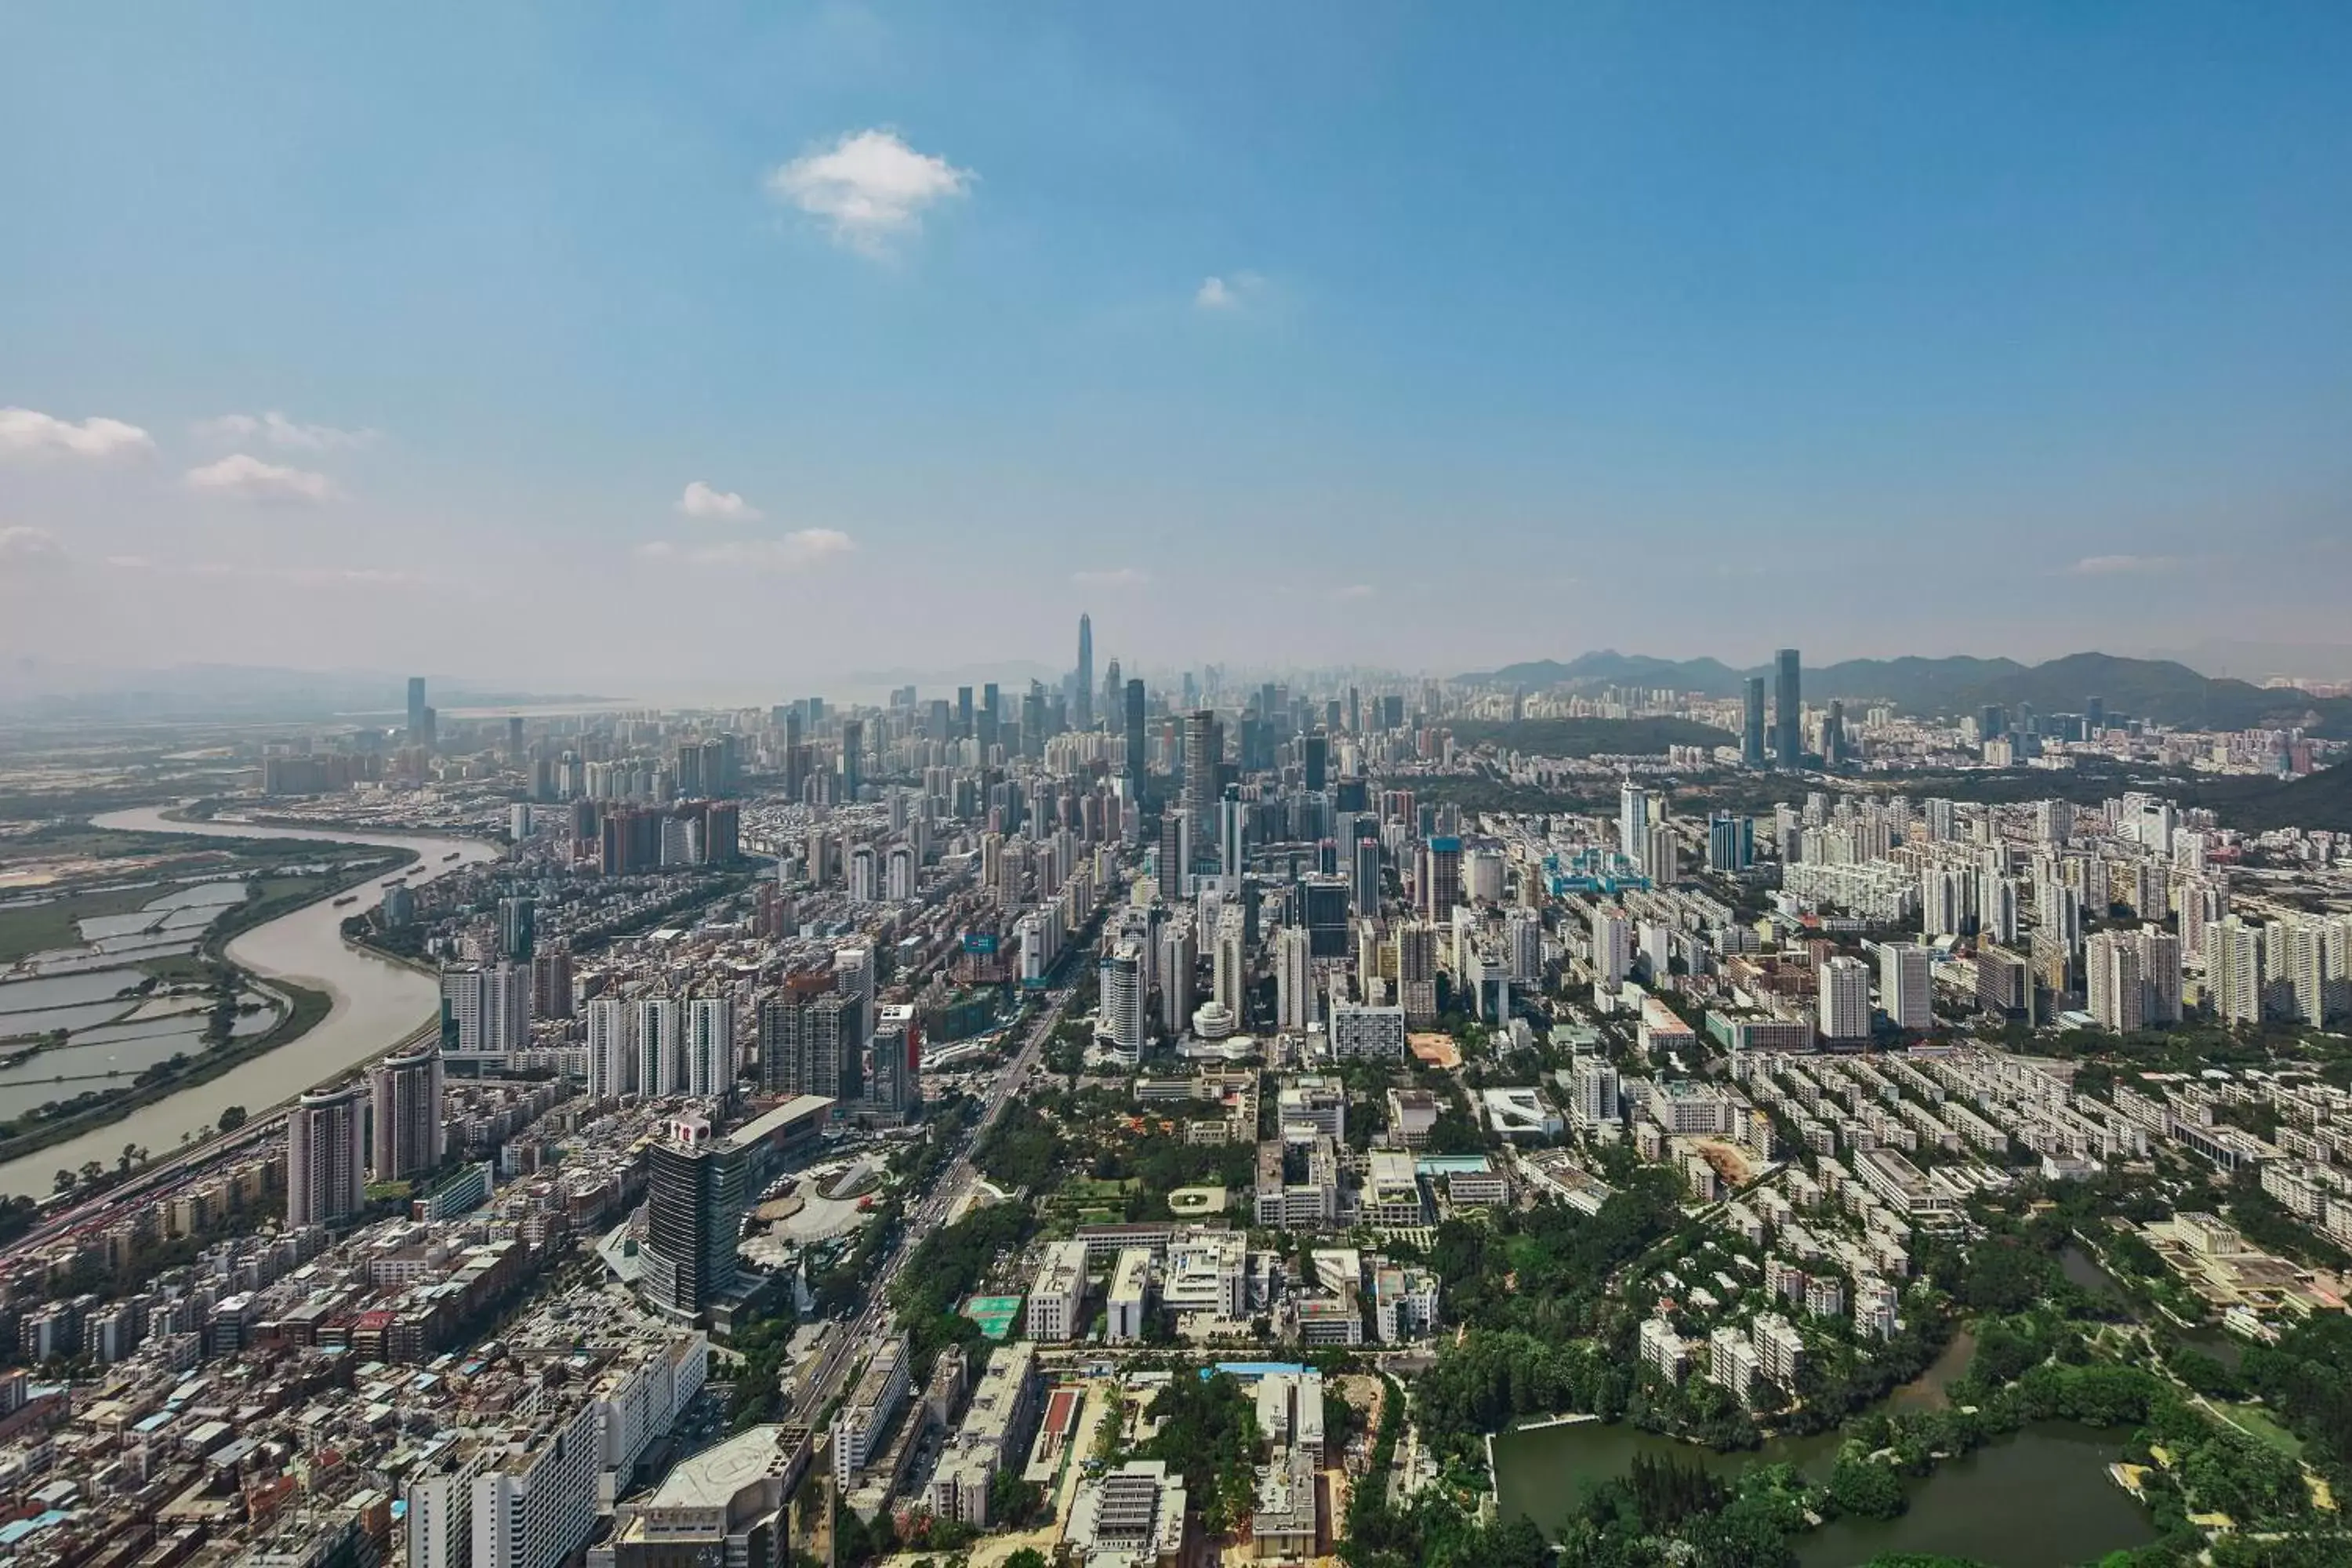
<box><xmin>1182</xmin><ymin>710</ymin><xmax>1221</xmax><ymax>840</ymax></box>
<box><xmin>1879</xmin><ymin>943</ymin><xmax>1932</xmax><ymax>1033</ymax></box>
<box><xmin>1742</xmin><ymin>677</ymin><xmax>1767</xmax><ymax>769</ymax></box>
<box><xmin>641</xmin><ymin>1116</ymin><xmax>747</xmax><ymax>1324</ymax></box>
<box><xmin>1818</xmin><ymin>954</ymin><xmax>1871</xmax><ymax>1043</ymax></box>
<box><xmin>368</xmin><ymin>1039</ymin><xmax>445</xmax><ymax>1182</ymax></box>
<box><xmin>1773</xmin><ymin>648</ymin><xmax>1802</xmax><ymax>768</ymax></box>
<box><xmin>288</xmin><ymin>1083</ymin><xmax>366</xmax><ymax>1228</ymax></box>
<box><xmin>686</xmin><ymin>996</ymin><xmax>735</xmax><ymax>1100</ymax></box>
<box><xmin>1075</xmin><ymin>613</ymin><xmax>1094</xmax><ymax>730</ymax></box>
<box><xmin>406</xmin><ymin>676</ymin><xmax>427</xmax><ymax>741</ymax></box>
<box><xmin>1124</xmin><ymin>678</ymin><xmax>1147</xmax><ymax>792</ymax></box>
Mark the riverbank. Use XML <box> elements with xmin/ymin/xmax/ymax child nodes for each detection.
<box><xmin>0</xmin><ymin>808</ymin><xmax>499</xmax><ymax>1199</ymax></box>
<box><xmin>0</xmin><ymin>840</ymin><xmax>412</xmax><ymax>1171</ymax></box>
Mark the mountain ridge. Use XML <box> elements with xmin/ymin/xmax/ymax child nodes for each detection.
<box><xmin>1458</xmin><ymin>651</ymin><xmax>2352</xmax><ymax>737</ymax></box>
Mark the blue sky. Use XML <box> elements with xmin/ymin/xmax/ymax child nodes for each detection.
<box><xmin>3</xmin><ymin>3</ymin><xmax>2349</xmax><ymax>697</ymax></box>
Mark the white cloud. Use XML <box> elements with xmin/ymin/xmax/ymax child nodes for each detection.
<box><xmin>1194</xmin><ymin>271</ymin><xmax>1265</xmax><ymax>311</ymax></box>
<box><xmin>183</xmin><ymin>453</ymin><xmax>340</xmax><ymax>504</ymax></box>
<box><xmin>2067</xmin><ymin>554</ymin><xmax>2181</xmax><ymax>576</ymax></box>
<box><xmin>677</xmin><ymin>481</ymin><xmax>763</xmax><ymax>523</ymax></box>
<box><xmin>636</xmin><ymin>529</ymin><xmax>855</xmax><ymax>572</ymax></box>
<box><xmin>1332</xmin><ymin>583</ymin><xmax>1377</xmax><ymax>601</ymax></box>
<box><xmin>0</xmin><ymin>407</ymin><xmax>154</xmax><ymax>460</ymax></box>
<box><xmin>0</xmin><ymin>525</ymin><xmax>67</xmax><ymax>569</ymax></box>
<box><xmin>1072</xmin><ymin>567</ymin><xmax>1148</xmax><ymax>589</ymax></box>
<box><xmin>767</xmin><ymin>129</ymin><xmax>972</xmax><ymax>256</ymax></box>
<box><xmin>194</xmin><ymin>412</ymin><xmax>376</xmax><ymax>451</ymax></box>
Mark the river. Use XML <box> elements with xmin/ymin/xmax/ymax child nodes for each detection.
<box><xmin>1492</xmin><ymin>1327</ymin><xmax>2160</xmax><ymax>1566</ymax></box>
<box><xmin>0</xmin><ymin>807</ymin><xmax>499</xmax><ymax>1198</ymax></box>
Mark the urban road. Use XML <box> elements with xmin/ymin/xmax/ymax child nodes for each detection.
<box><xmin>786</xmin><ymin>983</ymin><xmax>1073</xmax><ymax>1428</ymax></box>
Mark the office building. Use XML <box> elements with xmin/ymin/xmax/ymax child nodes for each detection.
<box><xmin>641</xmin><ymin>1115</ymin><xmax>749</xmax><ymax>1323</ymax></box>
<box><xmin>1026</xmin><ymin>1240</ymin><xmax>1089</xmax><ymax>1341</ymax></box>
<box><xmin>1098</xmin><ymin>942</ymin><xmax>1147</xmax><ymax>1063</ymax></box>
<box><xmin>288</xmin><ymin>1082</ymin><xmax>366</xmax><ymax>1228</ymax></box>
<box><xmin>1275</xmin><ymin>926</ymin><xmax>1316</xmax><ymax>1032</ymax></box>
<box><xmin>1742</xmin><ymin>676</ymin><xmax>1767</xmax><ymax>768</ymax></box>
<box><xmin>1075</xmin><ymin>613</ymin><xmax>1094</xmax><ymax>729</ymax></box>
<box><xmin>1124</xmin><ymin>677</ymin><xmax>1148</xmax><ymax>792</ymax></box>
<box><xmin>368</xmin><ymin>1039</ymin><xmax>445</xmax><ymax>1181</ymax></box>
<box><xmin>1773</xmin><ymin>648</ymin><xmax>1802</xmax><ymax>768</ymax></box>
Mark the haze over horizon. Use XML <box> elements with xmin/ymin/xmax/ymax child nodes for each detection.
<box><xmin>5</xmin><ymin>4</ymin><xmax>2350</xmax><ymax>692</ymax></box>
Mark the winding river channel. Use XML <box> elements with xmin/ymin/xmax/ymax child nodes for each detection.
<box><xmin>0</xmin><ymin>808</ymin><xmax>499</xmax><ymax>1199</ymax></box>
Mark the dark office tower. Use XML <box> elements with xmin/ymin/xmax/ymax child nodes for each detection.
<box><xmin>642</xmin><ymin>1121</ymin><xmax>747</xmax><ymax>1323</ymax></box>
<box><xmin>840</xmin><ymin>718</ymin><xmax>863</xmax><ymax>800</ymax></box>
<box><xmin>927</xmin><ymin>697</ymin><xmax>951</xmax><ymax>739</ymax></box>
<box><xmin>368</xmin><ymin>1039</ymin><xmax>445</xmax><ymax>1182</ymax></box>
<box><xmin>782</xmin><ymin>706</ymin><xmax>804</xmax><ymax>755</ymax></box>
<box><xmin>1301</xmin><ymin>873</ymin><xmax>1352</xmax><ymax>958</ymax></box>
<box><xmin>2085</xmin><ymin>695</ymin><xmax>2105</xmax><ymax>733</ymax></box>
<box><xmin>978</xmin><ymin>683</ymin><xmax>1001</xmax><ymax>754</ymax></box>
<box><xmin>675</xmin><ymin>743</ymin><xmax>705</xmax><ymax>799</ymax></box>
<box><xmin>756</xmin><ymin>995</ymin><xmax>805</xmax><ymax>1096</ymax></box>
<box><xmin>1348</xmin><ymin>687</ymin><xmax>1361</xmax><ymax>734</ymax></box>
<box><xmin>532</xmin><ymin>946</ymin><xmax>573</xmax><ymax>1018</ymax></box>
<box><xmin>499</xmin><ymin>895</ymin><xmax>535</xmax><ymax>961</ymax></box>
<box><xmin>1124</xmin><ymin>678</ymin><xmax>1147</xmax><ymax>790</ymax></box>
<box><xmin>702</xmin><ymin>735</ymin><xmax>730</xmax><ymax>797</ymax></box>
<box><xmin>506</xmin><ymin>716</ymin><xmax>525</xmax><ymax>763</ymax></box>
<box><xmin>1978</xmin><ymin>705</ymin><xmax>2006</xmax><ymax>742</ymax></box>
<box><xmin>1421</xmin><ymin>835</ymin><xmax>1464</xmax><ymax>920</ymax></box>
<box><xmin>812</xmin><ymin>992</ymin><xmax>862</xmax><ymax>1102</ymax></box>
<box><xmin>956</xmin><ymin>686</ymin><xmax>975</xmax><ymax>739</ymax></box>
<box><xmin>1324</xmin><ymin>699</ymin><xmax>1342</xmax><ymax>736</ymax></box>
<box><xmin>1075</xmin><ymin>613</ymin><xmax>1094</xmax><ymax>730</ymax></box>
<box><xmin>1304</xmin><ymin>733</ymin><xmax>1329</xmax><ymax>793</ymax></box>
<box><xmin>1773</xmin><ymin>648</ymin><xmax>1802</xmax><ymax>768</ymax></box>
<box><xmin>1238</xmin><ymin>715</ymin><xmax>1264</xmax><ymax>776</ymax></box>
<box><xmin>1352</xmin><ymin>832</ymin><xmax>1382</xmax><ymax>916</ymax></box>
<box><xmin>1182</xmin><ymin>710</ymin><xmax>1221</xmax><ymax>833</ymax></box>
<box><xmin>406</xmin><ymin>677</ymin><xmax>427</xmax><ymax>741</ymax></box>
<box><xmin>1742</xmin><ymin>677</ymin><xmax>1767</xmax><ymax>769</ymax></box>
<box><xmin>1157</xmin><ymin>811</ymin><xmax>1188</xmax><ymax>898</ymax></box>
<box><xmin>1022</xmin><ymin>684</ymin><xmax>1046</xmax><ymax>758</ymax></box>
<box><xmin>1381</xmin><ymin>694</ymin><xmax>1404</xmax><ymax>730</ymax></box>
<box><xmin>1824</xmin><ymin>701</ymin><xmax>1847</xmax><ymax>768</ymax></box>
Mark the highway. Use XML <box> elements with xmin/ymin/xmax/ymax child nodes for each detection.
<box><xmin>788</xmin><ymin>983</ymin><xmax>1073</xmax><ymax>1425</ymax></box>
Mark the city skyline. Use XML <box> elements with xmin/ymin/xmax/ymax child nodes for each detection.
<box><xmin>4</xmin><ymin>5</ymin><xmax>2350</xmax><ymax>692</ymax></box>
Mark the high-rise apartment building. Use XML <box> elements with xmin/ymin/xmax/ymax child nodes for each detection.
<box><xmin>2086</xmin><ymin>931</ymin><xmax>2144</xmax><ymax>1033</ymax></box>
<box><xmin>586</xmin><ymin>996</ymin><xmax>635</xmax><ymax>1101</ymax></box>
<box><xmin>288</xmin><ymin>1082</ymin><xmax>366</xmax><ymax>1228</ymax></box>
<box><xmin>368</xmin><ymin>1039</ymin><xmax>445</xmax><ymax>1181</ymax></box>
<box><xmin>1878</xmin><ymin>943</ymin><xmax>1932</xmax><ymax>1033</ymax></box>
<box><xmin>686</xmin><ymin>996</ymin><xmax>735</xmax><ymax>1100</ymax></box>
<box><xmin>1817</xmin><ymin>955</ymin><xmax>1871</xmax><ymax>1043</ymax></box>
